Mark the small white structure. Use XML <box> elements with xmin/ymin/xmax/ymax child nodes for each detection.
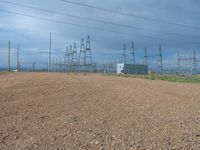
<box><xmin>117</xmin><ymin>63</ymin><xmax>124</xmax><ymax>74</ymax></box>
<box><xmin>13</xmin><ymin>70</ymin><xmax>19</xmax><ymax>72</ymax></box>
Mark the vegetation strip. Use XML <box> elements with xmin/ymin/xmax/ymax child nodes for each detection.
<box><xmin>117</xmin><ymin>74</ymin><xmax>200</xmax><ymax>83</ymax></box>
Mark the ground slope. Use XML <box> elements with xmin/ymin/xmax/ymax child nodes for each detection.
<box><xmin>0</xmin><ymin>73</ymin><xmax>200</xmax><ymax>150</ymax></box>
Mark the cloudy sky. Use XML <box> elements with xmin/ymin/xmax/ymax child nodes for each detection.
<box><xmin>0</xmin><ymin>0</ymin><xmax>200</xmax><ymax>69</ymax></box>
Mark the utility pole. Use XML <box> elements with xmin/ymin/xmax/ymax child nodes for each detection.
<box><xmin>32</xmin><ymin>61</ymin><xmax>35</xmax><ymax>72</ymax></box>
<box><xmin>8</xmin><ymin>40</ymin><xmax>11</xmax><ymax>72</ymax></box>
<box><xmin>48</xmin><ymin>32</ymin><xmax>52</xmax><ymax>72</ymax></box>
<box><xmin>193</xmin><ymin>50</ymin><xmax>197</xmax><ymax>75</ymax></box>
<box><xmin>177</xmin><ymin>51</ymin><xmax>181</xmax><ymax>75</ymax></box>
<box><xmin>144</xmin><ymin>48</ymin><xmax>148</xmax><ymax>66</ymax></box>
<box><xmin>158</xmin><ymin>45</ymin><xmax>163</xmax><ymax>75</ymax></box>
<box><xmin>52</xmin><ymin>58</ymin><xmax>55</xmax><ymax>72</ymax></box>
<box><xmin>131</xmin><ymin>41</ymin><xmax>135</xmax><ymax>64</ymax></box>
<box><xmin>17</xmin><ymin>45</ymin><xmax>20</xmax><ymax>71</ymax></box>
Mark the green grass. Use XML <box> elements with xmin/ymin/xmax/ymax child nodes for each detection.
<box><xmin>0</xmin><ymin>71</ymin><xmax>10</xmax><ymax>75</ymax></box>
<box><xmin>117</xmin><ymin>74</ymin><xmax>200</xmax><ymax>84</ymax></box>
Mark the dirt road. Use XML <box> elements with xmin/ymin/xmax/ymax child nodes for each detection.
<box><xmin>0</xmin><ymin>73</ymin><xmax>200</xmax><ymax>149</ymax></box>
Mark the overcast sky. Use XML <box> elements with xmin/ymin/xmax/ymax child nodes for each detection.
<box><xmin>0</xmin><ymin>0</ymin><xmax>200</xmax><ymax>69</ymax></box>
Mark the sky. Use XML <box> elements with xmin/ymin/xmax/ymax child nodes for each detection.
<box><xmin>0</xmin><ymin>0</ymin><xmax>200</xmax><ymax>70</ymax></box>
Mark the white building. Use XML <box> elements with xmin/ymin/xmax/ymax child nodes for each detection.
<box><xmin>117</xmin><ymin>63</ymin><xmax>124</xmax><ymax>74</ymax></box>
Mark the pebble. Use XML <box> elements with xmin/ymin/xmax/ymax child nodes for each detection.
<box><xmin>95</xmin><ymin>141</ymin><xmax>99</xmax><ymax>145</ymax></box>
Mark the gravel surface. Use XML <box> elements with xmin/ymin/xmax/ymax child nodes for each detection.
<box><xmin>1</xmin><ymin>72</ymin><xmax>200</xmax><ymax>150</ymax></box>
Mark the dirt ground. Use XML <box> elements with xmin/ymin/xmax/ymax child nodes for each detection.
<box><xmin>1</xmin><ymin>73</ymin><xmax>200</xmax><ymax>150</ymax></box>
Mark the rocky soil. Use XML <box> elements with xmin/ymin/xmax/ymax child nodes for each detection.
<box><xmin>0</xmin><ymin>73</ymin><xmax>200</xmax><ymax>149</ymax></box>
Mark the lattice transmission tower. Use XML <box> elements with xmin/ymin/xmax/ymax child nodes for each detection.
<box><xmin>85</xmin><ymin>35</ymin><xmax>92</xmax><ymax>65</ymax></box>
<box><xmin>79</xmin><ymin>38</ymin><xmax>85</xmax><ymax>64</ymax></box>
<box><xmin>121</xmin><ymin>43</ymin><xmax>127</xmax><ymax>64</ymax></box>
<box><xmin>72</xmin><ymin>43</ymin><xmax>78</xmax><ymax>63</ymax></box>
<box><xmin>157</xmin><ymin>45</ymin><xmax>163</xmax><ymax>74</ymax></box>
<box><xmin>68</xmin><ymin>45</ymin><xmax>73</xmax><ymax>63</ymax></box>
<box><xmin>177</xmin><ymin>50</ymin><xmax>198</xmax><ymax>75</ymax></box>
<box><xmin>130</xmin><ymin>41</ymin><xmax>136</xmax><ymax>64</ymax></box>
<box><xmin>64</xmin><ymin>46</ymin><xmax>69</xmax><ymax>63</ymax></box>
<box><xmin>143</xmin><ymin>45</ymin><xmax>163</xmax><ymax>74</ymax></box>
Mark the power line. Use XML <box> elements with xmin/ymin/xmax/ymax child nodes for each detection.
<box><xmin>0</xmin><ymin>0</ymin><xmax>199</xmax><ymax>39</ymax></box>
<box><xmin>60</xmin><ymin>0</ymin><xmax>200</xmax><ymax>30</ymax></box>
<box><xmin>0</xmin><ymin>9</ymin><xmax>200</xmax><ymax>45</ymax></box>
<box><xmin>0</xmin><ymin>9</ymin><xmax>127</xmax><ymax>35</ymax></box>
